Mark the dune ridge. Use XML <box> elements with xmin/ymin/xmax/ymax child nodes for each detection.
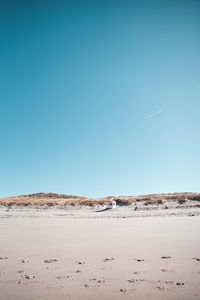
<box><xmin>0</xmin><ymin>192</ymin><xmax>200</xmax><ymax>207</ymax></box>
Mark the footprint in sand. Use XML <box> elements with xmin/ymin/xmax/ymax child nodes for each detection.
<box><xmin>157</xmin><ymin>286</ymin><xmax>165</xmax><ymax>290</ymax></box>
<box><xmin>89</xmin><ymin>278</ymin><xmax>97</xmax><ymax>282</ymax></box>
<box><xmin>128</xmin><ymin>279</ymin><xmax>144</xmax><ymax>283</ymax></box>
<box><xmin>56</xmin><ymin>275</ymin><xmax>71</xmax><ymax>279</ymax></box>
<box><xmin>21</xmin><ymin>259</ymin><xmax>30</xmax><ymax>263</ymax></box>
<box><xmin>165</xmin><ymin>281</ymin><xmax>174</xmax><ymax>284</ymax></box>
<box><xmin>44</xmin><ymin>259</ymin><xmax>58</xmax><ymax>263</ymax></box>
<box><xmin>75</xmin><ymin>261</ymin><xmax>85</xmax><ymax>265</ymax></box>
<box><xmin>176</xmin><ymin>282</ymin><xmax>184</xmax><ymax>286</ymax></box>
<box><xmin>128</xmin><ymin>279</ymin><xmax>135</xmax><ymax>283</ymax></box>
<box><xmin>24</xmin><ymin>274</ymin><xmax>35</xmax><ymax>280</ymax></box>
<box><xmin>103</xmin><ymin>258</ymin><xmax>115</xmax><ymax>262</ymax></box>
<box><xmin>193</xmin><ymin>257</ymin><xmax>200</xmax><ymax>262</ymax></box>
<box><xmin>161</xmin><ymin>269</ymin><xmax>174</xmax><ymax>272</ymax></box>
<box><xmin>89</xmin><ymin>278</ymin><xmax>103</xmax><ymax>282</ymax></box>
<box><xmin>133</xmin><ymin>258</ymin><xmax>144</xmax><ymax>262</ymax></box>
<box><xmin>157</xmin><ymin>280</ymin><xmax>184</xmax><ymax>287</ymax></box>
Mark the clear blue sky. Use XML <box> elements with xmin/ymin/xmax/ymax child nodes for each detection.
<box><xmin>0</xmin><ymin>1</ymin><xmax>200</xmax><ymax>198</ymax></box>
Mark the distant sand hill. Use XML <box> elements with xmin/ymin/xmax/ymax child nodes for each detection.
<box><xmin>0</xmin><ymin>192</ymin><xmax>200</xmax><ymax>207</ymax></box>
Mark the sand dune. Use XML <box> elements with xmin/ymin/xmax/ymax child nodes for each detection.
<box><xmin>0</xmin><ymin>192</ymin><xmax>200</xmax><ymax>207</ymax></box>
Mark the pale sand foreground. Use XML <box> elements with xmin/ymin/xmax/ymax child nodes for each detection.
<box><xmin>0</xmin><ymin>215</ymin><xmax>200</xmax><ymax>300</ymax></box>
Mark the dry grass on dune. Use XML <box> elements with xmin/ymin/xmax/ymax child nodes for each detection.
<box><xmin>0</xmin><ymin>192</ymin><xmax>200</xmax><ymax>207</ymax></box>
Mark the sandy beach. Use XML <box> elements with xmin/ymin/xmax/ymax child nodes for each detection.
<box><xmin>1</xmin><ymin>0</ymin><xmax>200</xmax><ymax>298</ymax></box>
<box><xmin>0</xmin><ymin>209</ymin><xmax>200</xmax><ymax>300</ymax></box>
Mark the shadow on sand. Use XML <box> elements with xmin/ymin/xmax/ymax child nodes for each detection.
<box><xmin>94</xmin><ymin>207</ymin><xmax>113</xmax><ymax>213</ymax></box>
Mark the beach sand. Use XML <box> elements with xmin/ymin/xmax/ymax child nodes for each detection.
<box><xmin>0</xmin><ymin>213</ymin><xmax>200</xmax><ymax>299</ymax></box>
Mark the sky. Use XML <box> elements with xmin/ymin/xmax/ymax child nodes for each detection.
<box><xmin>0</xmin><ymin>0</ymin><xmax>200</xmax><ymax>198</ymax></box>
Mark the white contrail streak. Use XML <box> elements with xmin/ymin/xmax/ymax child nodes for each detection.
<box><xmin>148</xmin><ymin>110</ymin><xmax>163</xmax><ymax>118</ymax></box>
